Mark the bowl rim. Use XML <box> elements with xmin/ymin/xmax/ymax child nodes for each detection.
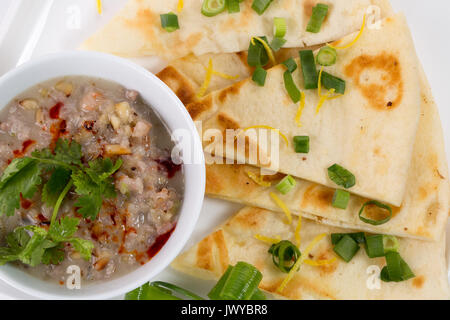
<box><xmin>0</xmin><ymin>51</ymin><xmax>205</xmax><ymax>299</ymax></box>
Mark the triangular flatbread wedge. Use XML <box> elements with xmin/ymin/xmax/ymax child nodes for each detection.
<box><xmin>81</xmin><ymin>0</ymin><xmax>392</xmax><ymax>60</ymax></box>
<box><xmin>186</xmin><ymin>14</ymin><xmax>421</xmax><ymax>206</ymax></box>
<box><xmin>172</xmin><ymin>207</ymin><xmax>450</xmax><ymax>300</ymax></box>
<box><xmin>157</xmin><ymin>19</ymin><xmax>449</xmax><ymax>241</ymax></box>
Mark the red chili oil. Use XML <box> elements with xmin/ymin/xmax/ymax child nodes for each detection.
<box><xmin>49</xmin><ymin>102</ymin><xmax>63</xmax><ymax>119</ymax></box>
<box><xmin>147</xmin><ymin>225</ymin><xmax>176</xmax><ymax>259</ymax></box>
<box><xmin>156</xmin><ymin>158</ymin><xmax>182</xmax><ymax>178</ymax></box>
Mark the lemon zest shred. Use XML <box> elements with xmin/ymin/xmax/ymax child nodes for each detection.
<box><xmin>329</xmin><ymin>14</ymin><xmax>366</xmax><ymax>50</ymax></box>
<box><xmin>277</xmin><ymin>233</ymin><xmax>327</xmax><ymax>293</ymax></box>
<box><xmin>270</xmin><ymin>192</ymin><xmax>292</xmax><ymax>225</ymax></box>
<box><xmin>177</xmin><ymin>0</ymin><xmax>184</xmax><ymax>12</ymax></box>
<box><xmin>254</xmin><ymin>234</ymin><xmax>281</xmax><ymax>245</ymax></box>
<box><xmin>243</xmin><ymin>125</ymin><xmax>289</xmax><ymax>147</ymax></box>
<box><xmin>304</xmin><ymin>257</ymin><xmax>337</xmax><ymax>267</ymax></box>
<box><xmin>246</xmin><ymin>171</ymin><xmax>272</xmax><ymax>187</ymax></box>
<box><xmin>294</xmin><ymin>215</ymin><xmax>302</xmax><ymax>247</ymax></box>
<box><xmin>295</xmin><ymin>92</ymin><xmax>306</xmax><ymax>127</ymax></box>
<box><xmin>315</xmin><ymin>66</ymin><xmax>344</xmax><ymax>114</ymax></box>
<box><xmin>96</xmin><ymin>0</ymin><xmax>102</xmax><ymax>14</ymax></box>
<box><xmin>252</xmin><ymin>37</ymin><xmax>276</xmax><ymax>66</ymax></box>
<box><xmin>197</xmin><ymin>59</ymin><xmax>213</xmax><ymax>98</ymax></box>
<box><xmin>204</xmin><ymin>67</ymin><xmax>239</xmax><ymax>80</ymax></box>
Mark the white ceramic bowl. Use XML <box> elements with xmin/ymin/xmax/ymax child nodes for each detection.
<box><xmin>0</xmin><ymin>51</ymin><xmax>205</xmax><ymax>299</ymax></box>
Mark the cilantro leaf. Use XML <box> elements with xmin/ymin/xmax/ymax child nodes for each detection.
<box><xmin>0</xmin><ymin>158</ymin><xmax>42</xmax><ymax>216</ymax></box>
<box><xmin>69</xmin><ymin>238</ymin><xmax>94</xmax><ymax>261</ymax></box>
<box><xmin>42</xmin><ymin>243</ymin><xmax>65</xmax><ymax>265</ymax></box>
<box><xmin>85</xmin><ymin>158</ymin><xmax>123</xmax><ymax>182</ymax></box>
<box><xmin>74</xmin><ymin>194</ymin><xmax>103</xmax><ymax>220</ymax></box>
<box><xmin>53</xmin><ymin>139</ymin><xmax>82</xmax><ymax>166</ymax></box>
<box><xmin>0</xmin><ymin>226</ymin><xmax>56</xmax><ymax>267</ymax></box>
<box><xmin>48</xmin><ymin>217</ymin><xmax>79</xmax><ymax>242</ymax></box>
<box><xmin>42</xmin><ymin>167</ymin><xmax>72</xmax><ymax>207</ymax></box>
<box><xmin>31</xmin><ymin>138</ymin><xmax>82</xmax><ymax>170</ymax></box>
<box><xmin>72</xmin><ymin>162</ymin><xmax>120</xmax><ymax>220</ymax></box>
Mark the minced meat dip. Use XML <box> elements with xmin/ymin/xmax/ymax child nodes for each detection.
<box><xmin>0</xmin><ymin>76</ymin><xmax>183</xmax><ymax>284</ymax></box>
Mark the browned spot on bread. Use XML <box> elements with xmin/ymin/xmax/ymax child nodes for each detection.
<box><xmin>196</xmin><ymin>234</ymin><xmax>214</xmax><ymax>271</ymax></box>
<box><xmin>212</xmin><ymin>230</ymin><xmax>229</xmax><ymax>273</ymax></box>
<box><xmin>186</xmin><ymin>95</ymin><xmax>212</xmax><ymax>120</ymax></box>
<box><xmin>218</xmin><ymin>113</ymin><xmax>240</xmax><ymax>130</ymax></box>
<box><xmin>281</xmin><ymin>276</ymin><xmax>337</xmax><ymax>300</ymax></box>
<box><xmin>301</xmin><ymin>185</ymin><xmax>335</xmax><ymax>210</ymax></box>
<box><xmin>218</xmin><ymin>81</ymin><xmax>246</xmax><ymax>103</ymax></box>
<box><xmin>317</xmin><ymin>250</ymin><xmax>339</xmax><ymax>275</ymax></box>
<box><xmin>156</xmin><ymin>66</ymin><xmax>196</xmax><ymax>105</ymax></box>
<box><xmin>233</xmin><ymin>207</ymin><xmax>266</xmax><ymax>230</ymax></box>
<box><xmin>303</xmin><ymin>0</ymin><xmax>316</xmax><ymax>16</ymax></box>
<box><xmin>205</xmin><ymin>165</ymin><xmax>225</xmax><ymax>194</ymax></box>
<box><xmin>124</xmin><ymin>9</ymin><xmax>164</xmax><ymax>53</ymax></box>
<box><xmin>345</xmin><ymin>54</ymin><xmax>403</xmax><ymax>111</ymax></box>
<box><xmin>424</xmin><ymin>202</ymin><xmax>440</xmax><ymax>226</ymax></box>
<box><xmin>262</xmin><ymin>172</ymin><xmax>287</xmax><ymax>183</ymax></box>
<box><xmin>412</xmin><ymin>275</ymin><xmax>425</xmax><ymax>289</ymax></box>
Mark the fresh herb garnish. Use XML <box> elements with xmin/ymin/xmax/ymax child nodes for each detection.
<box><xmin>327</xmin><ymin>164</ymin><xmax>356</xmax><ymax>189</ymax></box>
<box><xmin>126</xmin><ymin>262</ymin><xmax>266</xmax><ymax>300</ymax></box>
<box><xmin>268</xmin><ymin>240</ymin><xmax>301</xmax><ymax>273</ymax></box>
<box><xmin>0</xmin><ymin>138</ymin><xmax>122</xmax><ymax>267</ymax></box>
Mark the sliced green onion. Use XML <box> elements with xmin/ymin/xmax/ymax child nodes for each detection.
<box><xmin>320</xmin><ymin>71</ymin><xmax>346</xmax><ymax>94</ymax></box>
<box><xmin>208</xmin><ymin>266</ymin><xmax>232</xmax><ymax>299</ymax></box>
<box><xmin>293</xmin><ymin>136</ymin><xmax>309</xmax><ymax>154</ymax></box>
<box><xmin>283</xmin><ymin>70</ymin><xmax>301</xmax><ymax>103</ymax></box>
<box><xmin>333</xmin><ymin>235</ymin><xmax>359</xmax><ymax>262</ymax></box>
<box><xmin>248</xmin><ymin>36</ymin><xmax>269</xmax><ymax>67</ymax></box>
<box><xmin>251</xmin><ymin>0</ymin><xmax>273</xmax><ymax>15</ymax></box>
<box><xmin>125</xmin><ymin>281</ymin><xmax>204</xmax><ymax>300</ymax></box>
<box><xmin>201</xmin><ymin>0</ymin><xmax>226</xmax><ymax>17</ymax></box>
<box><xmin>275</xmin><ymin>175</ymin><xmax>296</xmax><ymax>195</ymax></box>
<box><xmin>381</xmin><ymin>252</ymin><xmax>414</xmax><ymax>282</ymax></box>
<box><xmin>250</xmin><ymin>289</ymin><xmax>267</xmax><ymax>300</ymax></box>
<box><xmin>331</xmin><ymin>189</ymin><xmax>350</xmax><ymax>209</ymax></box>
<box><xmin>282</xmin><ymin>58</ymin><xmax>297</xmax><ymax>73</ymax></box>
<box><xmin>226</xmin><ymin>0</ymin><xmax>240</xmax><ymax>13</ymax></box>
<box><xmin>268</xmin><ymin>240</ymin><xmax>301</xmax><ymax>273</ymax></box>
<box><xmin>252</xmin><ymin>66</ymin><xmax>267</xmax><ymax>86</ymax></box>
<box><xmin>209</xmin><ymin>262</ymin><xmax>263</xmax><ymax>300</ymax></box>
<box><xmin>160</xmin><ymin>13</ymin><xmax>180</xmax><ymax>32</ymax></box>
<box><xmin>299</xmin><ymin>50</ymin><xmax>318</xmax><ymax>89</ymax></box>
<box><xmin>383</xmin><ymin>235</ymin><xmax>399</xmax><ymax>254</ymax></box>
<box><xmin>317</xmin><ymin>46</ymin><xmax>337</xmax><ymax>66</ymax></box>
<box><xmin>365</xmin><ymin>234</ymin><xmax>385</xmax><ymax>258</ymax></box>
<box><xmin>359</xmin><ymin>200</ymin><xmax>392</xmax><ymax>226</ymax></box>
<box><xmin>270</xmin><ymin>37</ymin><xmax>287</xmax><ymax>51</ymax></box>
<box><xmin>331</xmin><ymin>232</ymin><xmax>365</xmax><ymax>245</ymax></box>
<box><xmin>306</xmin><ymin>3</ymin><xmax>329</xmax><ymax>33</ymax></box>
<box><xmin>152</xmin><ymin>282</ymin><xmax>205</xmax><ymax>300</ymax></box>
<box><xmin>125</xmin><ymin>282</ymin><xmax>181</xmax><ymax>300</ymax></box>
<box><xmin>327</xmin><ymin>164</ymin><xmax>356</xmax><ymax>189</ymax></box>
<box><xmin>273</xmin><ymin>17</ymin><xmax>287</xmax><ymax>38</ymax></box>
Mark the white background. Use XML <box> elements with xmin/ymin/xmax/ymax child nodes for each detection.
<box><xmin>0</xmin><ymin>0</ymin><xmax>448</xmax><ymax>299</ymax></box>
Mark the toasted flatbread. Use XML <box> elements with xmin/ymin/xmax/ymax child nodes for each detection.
<box><xmin>81</xmin><ymin>0</ymin><xmax>393</xmax><ymax>60</ymax></box>
<box><xmin>172</xmin><ymin>207</ymin><xmax>450</xmax><ymax>300</ymax></box>
<box><xmin>157</xmin><ymin>17</ymin><xmax>449</xmax><ymax>240</ymax></box>
<box><xmin>186</xmin><ymin>14</ymin><xmax>421</xmax><ymax>206</ymax></box>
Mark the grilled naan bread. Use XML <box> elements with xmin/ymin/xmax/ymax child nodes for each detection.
<box><xmin>81</xmin><ymin>0</ymin><xmax>393</xmax><ymax>60</ymax></box>
<box><xmin>172</xmin><ymin>207</ymin><xmax>450</xmax><ymax>300</ymax></box>
<box><xmin>158</xmin><ymin>19</ymin><xmax>449</xmax><ymax>241</ymax></box>
<box><xmin>185</xmin><ymin>14</ymin><xmax>421</xmax><ymax>207</ymax></box>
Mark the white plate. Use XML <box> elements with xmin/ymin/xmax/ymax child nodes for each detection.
<box><xmin>0</xmin><ymin>0</ymin><xmax>448</xmax><ymax>299</ymax></box>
